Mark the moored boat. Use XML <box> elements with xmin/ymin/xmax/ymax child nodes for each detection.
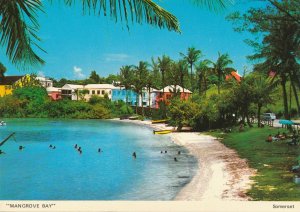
<box><xmin>153</xmin><ymin>130</ymin><xmax>172</xmax><ymax>135</ymax></box>
<box><xmin>0</xmin><ymin>121</ymin><xmax>6</xmax><ymax>126</ymax></box>
<box><xmin>151</xmin><ymin>119</ymin><xmax>169</xmax><ymax>124</ymax></box>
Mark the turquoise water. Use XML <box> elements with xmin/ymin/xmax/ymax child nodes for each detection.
<box><xmin>0</xmin><ymin>119</ymin><xmax>197</xmax><ymax>200</ymax></box>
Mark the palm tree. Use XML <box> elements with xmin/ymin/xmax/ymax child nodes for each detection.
<box><xmin>0</xmin><ymin>0</ymin><xmax>179</xmax><ymax>69</ymax></box>
<box><xmin>196</xmin><ymin>59</ymin><xmax>212</xmax><ymax>95</ymax></box>
<box><xmin>1</xmin><ymin>0</ymin><xmax>232</xmax><ymax>70</ymax></box>
<box><xmin>211</xmin><ymin>52</ymin><xmax>233</xmax><ymax>94</ymax></box>
<box><xmin>132</xmin><ymin>61</ymin><xmax>148</xmax><ymax>115</ymax></box>
<box><xmin>0</xmin><ymin>62</ymin><xmax>7</xmax><ymax>78</ymax></box>
<box><xmin>251</xmin><ymin>74</ymin><xmax>276</xmax><ymax>127</ymax></box>
<box><xmin>180</xmin><ymin>47</ymin><xmax>202</xmax><ymax>89</ymax></box>
<box><xmin>157</xmin><ymin>55</ymin><xmax>172</xmax><ymax>94</ymax></box>
<box><xmin>120</xmin><ymin>65</ymin><xmax>133</xmax><ymax>105</ymax></box>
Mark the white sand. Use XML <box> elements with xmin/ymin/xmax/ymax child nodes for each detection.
<box><xmin>111</xmin><ymin>119</ymin><xmax>256</xmax><ymax>201</ymax></box>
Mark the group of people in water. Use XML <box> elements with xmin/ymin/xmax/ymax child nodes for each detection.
<box><xmin>160</xmin><ymin>149</ymin><xmax>181</xmax><ymax>162</ymax></box>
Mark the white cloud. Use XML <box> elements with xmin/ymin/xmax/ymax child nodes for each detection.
<box><xmin>73</xmin><ymin>66</ymin><xmax>85</xmax><ymax>79</ymax></box>
<box><xmin>37</xmin><ymin>71</ymin><xmax>45</xmax><ymax>77</ymax></box>
<box><xmin>104</xmin><ymin>53</ymin><xmax>130</xmax><ymax>62</ymax></box>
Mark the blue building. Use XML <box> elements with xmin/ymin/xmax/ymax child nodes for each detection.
<box><xmin>112</xmin><ymin>87</ymin><xmax>137</xmax><ymax>106</ymax></box>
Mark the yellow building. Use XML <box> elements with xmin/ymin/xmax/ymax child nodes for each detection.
<box><xmin>0</xmin><ymin>75</ymin><xmax>27</xmax><ymax>97</ymax></box>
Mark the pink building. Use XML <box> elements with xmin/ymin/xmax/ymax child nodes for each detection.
<box><xmin>46</xmin><ymin>87</ymin><xmax>61</xmax><ymax>101</ymax></box>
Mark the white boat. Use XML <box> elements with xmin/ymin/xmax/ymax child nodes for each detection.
<box><xmin>0</xmin><ymin>121</ymin><xmax>6</xmax><ymax>126</ymax></box>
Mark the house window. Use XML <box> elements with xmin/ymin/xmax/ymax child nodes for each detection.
<box><xmin>97</xmin><ymin>90</ymin><xmax>100</xmax><ymax>95</ymax></box>
<box><xmin>102</xmin><ymin>90</ymin><xmax>105</xmax><ymax>95</ymax></box>
<box><xmin>92</xmin><ymin>90</ymin><xmax>95</xmax><ymax>95</ymax></box>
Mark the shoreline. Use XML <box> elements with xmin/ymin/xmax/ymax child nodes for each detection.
<box><xmin>111</xmin><ymin>118</ymin><xmax>257</xmax><ymax>201</ymax></box>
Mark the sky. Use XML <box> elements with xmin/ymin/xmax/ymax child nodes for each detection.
<box><xmin>0</xmin><ymin>0</ymin><xmax>265</xmax><ymax>80</ymax></box>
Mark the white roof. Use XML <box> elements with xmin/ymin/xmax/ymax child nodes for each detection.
<box><xmin>46</xmin><ymin>87</ymin><xmax>60</xmax><ymax>92</ymax></box>
<box><xmin>158</xmin><ymin>85</ymin><xmax>192</xmax><ymax>93</ymax></box>
<box><xmin>36</xmin><ymin>76</ymin><xmax>52</xmax><ymax>82</ymax></box>
<box><xmin>62</xmin><ymin>84</ymin><xmax>84</xmax><ymax>89</ymax></box>
<box><xmin>84</xmin><ymin>84</ymin><xmax>116</xmax><ymax>89</ymax></box>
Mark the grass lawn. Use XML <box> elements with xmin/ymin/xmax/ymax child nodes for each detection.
<box><xmin>208</xmin><ymin>126</ymin><xmax>300</xmax><ymax>201</ymax></box>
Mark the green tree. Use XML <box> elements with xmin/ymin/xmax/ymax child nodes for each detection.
<box><xmin>120</xmin><ymin>65</ymin><xmax>134</xmax><ymax>105</ymax></box>
<box><xmin>227</xmin><ymin>0</ymin><xmax>300</xmax><ymax>119</ymax></box>
<box><xmin>0</xmin><ymin>62</ymin><xmax>6</xmax><ymax>78</ymax></box>
<box><xmin>132</xmin><ymin>61</ymin><xmax>149</xmax><ymax>115</ymax></box>
<box><xmin>210</xmin><ymin>52</ymin><xmax>233</xmax><ymax>94</ymax></box>
<box><xmin>0</xmin><ymin>0</ymin><xmax>180</xmax><ymax>69</ymax></box>
<box><xmin>180</xmin><ymin>47</ymin><xmax>202</xmax><ymax>89</ymax></box>
<box><xmin>89</xmin><ymin>70</ymin><xmax>101</xmax><ymax>83</ymax></box>
<box><xmin>251</xmin><ymin>74</ymin><xmax>275</xmax><ymax>127</ymax></box>
<box><xmin>196</xmin><ymin>59</ymin><xmax>212</xmax><ymax>95</ymax></box>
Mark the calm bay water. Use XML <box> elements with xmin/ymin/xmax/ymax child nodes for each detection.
<box><xmin>0</xmin><ymin>119</ymin><xmax>197</xmax><ymax>200</ymax></box>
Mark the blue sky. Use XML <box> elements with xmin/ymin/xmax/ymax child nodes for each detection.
<box><xmin>0</xmin><ymin>0</ymin><xmax>264</xmax><ymax>80</ymax></box>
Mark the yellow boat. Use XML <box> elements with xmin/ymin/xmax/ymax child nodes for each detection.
<box><xmin>151</xmin><ymin>119</ymin><xmax>169</xmax><ymax>124</ymax></box>
<box><xmin>153</xmin><ymin>130</ymin><xmax>172</xmax><ymax>135</ymax></box>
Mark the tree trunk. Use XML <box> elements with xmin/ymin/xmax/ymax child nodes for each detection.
<box><xmin>217</xmin><ymin>70</ymin><xmax>221</xmax><ymax>95</ymax></box>
<box><xmin>190</xmin><ymin>63</ymin><xmax>193</xmax><ymax>89</ymax></box>
<box><xmin>291</xmin><ymin>79</ymin><xmax>300</xmax><ymax>116</ymax></box>
<box><xmin>257</xmin><ymin>104</ymin><xmax>262</xmax><ymax>127</ymax></box>
<box><xmin>135</xmin><ymin>93</ymin><xmax>138</xmax><ymax>114</ymax></box>
<box><xmin>141</xmin><ymin>93</ymin><xmax>144</xmax><ymax>117</ymax></box>
<box><xmin>204</xmin><ymin>76</ymin><xmax>207</xmax><ymax>96</ymax></box>
<box><xmin>281</xmin><ymin>79</ymin><xmax>289</xmax><ymax>119</ymax></box>
<box><xmin>125</xmin><ymin>89</ymin><xmax>129</xmax><ymax>113</ymax></box>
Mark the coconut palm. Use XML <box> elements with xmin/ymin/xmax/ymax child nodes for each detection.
<box><xmin>0</xmin><ymin>62</ymin><xmax>6</xmax><ymax>78</ymax></box>
<box><xmin>180</xmin><ymin>47</ymin><xmax>202</xmax><ymax>89</ymax></box>
<box><xmin>1</xmin><ymin>0</ymin><xmax>233</xmax><ymax>70</ymax></box>
<box><xmin>211</xmin><ymin>52</ymin><xmax>233</xmax><ymax>94</ymax></box>
<box><xmin>251</xmin><ymin>74</ymin><xmax>276</xmax><ymax>127</ymax></box>
<box><xmin>0</xmin><ymin>0</ymin><xmax>179</xmax><ymax>70</ymax></box>
<box><xmin>157</xmin><ymin>55</ymin><xmax>172</xmax><ymax>94</ymax></box>
<box><xmin>120</xmin><ymin>65</ymin><xmax>134</xmax><ymax>105</ymax></box>
<box><xmin>196</xmin><ymin>59</ymin><xmax>212</xmax><ymax>95</ymax></box>
<box><xmin>132</xmin><ymin>61</ymin><xmax>149</xmax><ymax>115</ymax></box>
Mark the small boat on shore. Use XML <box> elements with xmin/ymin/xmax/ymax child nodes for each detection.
<box><xmin>152</xmin><ymin>119</ymin><xmax>168</xmax><ymax>124</ymax></box>
<box><xmin>153</xmin><ymin>130</ymin><xmax>172</xmax><ymax>135</ymax></box>
<box><xmin>0</xmin><ymin>121</ymin><xmax>6</xmax><ymax>126</ymax></box>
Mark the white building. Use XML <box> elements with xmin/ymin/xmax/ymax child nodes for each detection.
<box><xmin>138</xmin><ymin>87</ymin><xmax>159</xmax><ymax>108</ymax></box>
<box><xmin>61</xmin><ymin>84</ymin><xmax>84</xmax><ymax>100</ymax></box>
<box><xmin>83</xmin><ymin>84</ymin><xmax>116</xmax><ymax>101</ymax></box>
<box><xmin>36</xmin><ymin>76</ymin><xmax>53</xmax><ymax>88</ymax></box>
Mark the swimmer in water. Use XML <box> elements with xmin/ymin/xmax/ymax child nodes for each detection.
<box><xmin>0</xmin><ymin>149</ymin><xmax>5</xmax><ymax>154</ymax></box>
<box><xmin>74</xmin><ymin>144</ymin><xmax>78</xmax><ymax>149</ymax></box>
<box><xmin>132</xmin><ymin>152</ymin><xmax>137</xmax><ymax>159</ymax></box>
<box><xmin>174</xmin><ymin>157</ymin><xmax>178</xmax><ymax>162</ymax></box>
<box><xmin>178</xmin><ymin>151</ymin><xmax>181</xmax><ymax>155</ymax></box>
<box><xmin>19</xmin><ymin>146</ymin><xmax>24</xmax><ymax>150</ymax></box>
<box><xmin>165</xmin><ymin>150</ymin><xmax>167</xmax><ymax>154</ymax></box>
<box><xmin>53</xmin><ymin>146</ymin><xmax>56</xmax><ymax>149</ymax></box>
<box><xmin>98</xmin><ymin>148</ymin><xmax>101</xmax><ymax>153</ymax></box>
<box><xmin>160</xmin><ymin>151</ymin><xmax>163</xmax><ymax>154</ymax></box>
<box><xmin>49</xmin><ymin>145</ymin><xmax>53</xmax><ymax>148</ymax></box>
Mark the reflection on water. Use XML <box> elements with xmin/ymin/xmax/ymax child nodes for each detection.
<box><xmin>0</xmin><ymin>119</ymin><xmax>197</xmax><ymax>200</ymax></box>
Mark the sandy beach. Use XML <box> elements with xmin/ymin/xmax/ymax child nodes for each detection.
<box><xmin>112</xmin><ymin>119</ymin><xmax>256</xmax><ymax>201</ymax></box>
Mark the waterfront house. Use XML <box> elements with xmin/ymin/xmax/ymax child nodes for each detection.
<box><xmin>61</xmin><ymin>84</ymin><xmax>84</xmax><ymax>100</ymax></box>
<box><xmin>46</xmin><ymin>87</ymin><xmax>61</xmax><ymax>101</ymax></box>
<box><xmin>112</xmin><ymin>86</ymin><xmax>137</xmax><ymax>106</ymax></box>
<box><xmin>0</xmin><ymin>75</ymin><xmax>36</xmax><ymax>97</ymax></box>
<box><xmin>225</xmin><ymin>71</ymin><xmax>242</xmax><ymax>82</ymax></box>
<box><xmin>0</xmin><ymin>75</ymin><xmax>23</xmax><ymax>97</ymax></box>
<box><xmin>141</xmin><ymin>87</ymin><xmax>159</xmax><ymax>108</ymax></box>
<box><xmin>84</xmin><ymin>84</ymin><xmax>116</xmax><ymax>101</ymax></box>
<box><xmin>154</xmin><ymin>85</ymin><xmax>192</xmax><ymax>108</ymax></box>
<box><xmin>36</xmin><ymin>76</ymin><xmax>53</xmax><ymax>88</ymax></box>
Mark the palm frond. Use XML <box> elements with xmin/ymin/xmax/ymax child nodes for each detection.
<box><xmin>0</xmin><ymin>0</ymin><xmax>45</xmax><ymax>70</ymax></box>
<box><xmin>191</xmin><ymin>0</ymin><xmax>234</xmax><ymax>12</ymax></box>
<box><xmin>61</xmin><ymin>0</ymin><xmax>180</xmax><ymax>32</ymax></box>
